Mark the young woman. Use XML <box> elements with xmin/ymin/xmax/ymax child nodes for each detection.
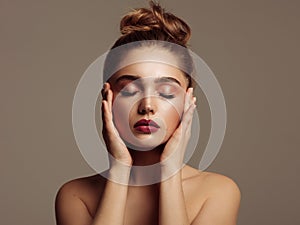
<box><xmin>55</xmin><ymin>1</ymin><xmax>241</xmax><ymax>225</ymax></box>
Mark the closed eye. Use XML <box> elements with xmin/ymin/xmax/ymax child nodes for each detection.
<box><xmin>157</xmin><ymin>83</ymin><xmax>178</xmax><ymax>99</ymax></box>
<box><xmin>159</xmin><ymin>93</ymin><xmax>175</xmax><ymax>99</ymax></box>
<box><xmin>118</xmin><ymin>82</ymin><xmax>140</xmax><ymax>97</ymax></box>
<box><xmin>120</xmin><ymin>90</ymin><xmax>139</xmax><ymax>96</ymax></box>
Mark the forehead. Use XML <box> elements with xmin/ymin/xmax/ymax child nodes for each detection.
<box><xmin>110</xmin><ymin>62</ymin><xmax>188</xmax><ymax>88</ymax></box>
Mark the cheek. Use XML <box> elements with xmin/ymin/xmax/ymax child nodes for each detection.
<box><xmin>112</xmin><ymin>99</ymin><xmax>132</xmax><ymax>133</ymax></box>
<box><xmin>168</xmin><ymin>94</ymin><xmax>185</xmax><ymax>116</ymax></box>
<box><xmin>158</xmin><ymin>99</ymin><xmax>184</xmax><ymax>133</ymax></box>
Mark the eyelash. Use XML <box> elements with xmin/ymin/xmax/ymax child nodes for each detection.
<box><xmin>120</xmin><ymin>90</ymin><xmax>175</xmax><ymax>99</ymax></box>
<box><xmin>120</xmin><ymin>90</ymin><xmax>138</xmax><ymax>96</ymax></box>
<box><xmin>159</xmin><ymin>93</ymin><xmax>175</xmax><ymax>99</ymax></box>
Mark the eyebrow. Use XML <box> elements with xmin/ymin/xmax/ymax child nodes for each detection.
<box><xmin>115</xmin><ymin>75</ymin><xmax>182</xmax><ymax>86</ymax></box>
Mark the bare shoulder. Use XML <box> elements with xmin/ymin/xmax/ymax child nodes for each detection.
<box><xmin>182</xmin><ymin>165</ymin><xmax>241</xmax><ymax>198</ymax></box>
<box><xmin>56</xmin><ymin>173</ymin><xmax>106</xmax><ymax>206</ymax></box>
<box><xmin>56</xmin><ymin>174</ymin><xmax>104</xmax><ymax>197</ymax></box>
<box><xmin>182</xmin><ymin>166</ymin><xmax>241</xmax><ymax>224</ymax></box>
<box><xmin>55</xmin><ymin>174</ymin><xmax>105</xmax><ymax>224</ymax></box>
<box><xmin>183</xmin><ymin>166</ymin><xmax>240</xmax><ymax>193</ymax></box>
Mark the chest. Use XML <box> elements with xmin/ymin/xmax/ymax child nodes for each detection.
<box><xmin>84</xmin><ymin>183</ymin><xmax>205</xmax><ymax>225</ymax></box>
<box><xmin>124</xmin><ymin>190</ymin><xmax>159</xmax><ymax>225</ymax></box>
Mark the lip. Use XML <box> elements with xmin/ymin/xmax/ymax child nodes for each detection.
<box><xmin>134</xmin><ymin>119</ymin><xmax>160</xmax><ymax>133</ymax></box>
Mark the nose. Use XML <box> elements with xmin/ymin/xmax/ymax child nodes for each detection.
<box><xmin>138</xmin><ymin>97</ymin><xmax>156</xmax><ymax>115</ymax></box>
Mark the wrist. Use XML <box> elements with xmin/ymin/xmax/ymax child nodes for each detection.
<box><xmin>160</xmin><ymin>159</ymin><xmax>184</xmax><ymax>182</ymax></box>
<box><xmin>106</xmin><ymin>154</ymin><xmax>132</xmax><ymax>184</ymax></box>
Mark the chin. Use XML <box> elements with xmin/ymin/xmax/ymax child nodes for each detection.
<box><xmin>117</xmin><ymin>125</ymin><xmax>173</xmax><ymax>151</ymax></box>
<box><xmin>122</xmin><ymin>135</ymin><xmax>168</xmax><ymax>151</ymax></box>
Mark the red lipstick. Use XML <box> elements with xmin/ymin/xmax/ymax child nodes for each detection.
<box><xmin>134</xmin><ymin>119</ymin><xmax>160</xmax><ymax>133</ymax></box>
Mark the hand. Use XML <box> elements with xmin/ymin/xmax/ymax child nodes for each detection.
<box><xmin>160</xmin><ymin>87</ymin><xmax>196</xmax><ymax>171</ymax></box>
<box><xmin>101</xmin><ymin>82</ymin><xmax>133</xmax><ymax>166</ymax></box>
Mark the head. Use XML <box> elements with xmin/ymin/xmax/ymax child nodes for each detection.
<box><xmin>103</xmin><ymin>1</ymin><xmax>194</xmax><ymax>150</ymax></box>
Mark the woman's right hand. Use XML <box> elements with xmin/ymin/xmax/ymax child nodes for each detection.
<box><xmin>101</xmin><ymin>82</ymin><xmax>133</xmax><ymax>166</ymax></box>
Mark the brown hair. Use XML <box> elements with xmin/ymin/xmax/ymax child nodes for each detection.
<box><xmin>104</xmin><ymin>0</ymin><xmax>194</xmax><ymax>88</ymax></box>
<box><xmin>113</xmin><ymin>0</ymin><xmax>191</xmax><ymax>48</ymax></box>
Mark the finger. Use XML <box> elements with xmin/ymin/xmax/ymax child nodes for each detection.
<box><xmin>107</xmin><ymin>89</ymin><xmax>113</xmax><ymax>113</ymax></box>
<box><xmin>101</xmin><ymin>82</ymin><xmax>108</xmax><ymax>100</ymax></box>
<box><xmin>104</xmin><ymin>82</ymin><xmax>113</xmax><ymax>113</ymax></box>
<box><xmin>184</xmin><ymin>88</ymin><xmax>193</xmax><ymax>113</ymax></box>
<box><xmin>186</xmin><ymin>104</ymin><xmax>196</xmax><ymax>133</ymax></box>
<box><xmin>173</xmin><ymin>101</ymin><xmax>195</xmax><ymax>141</ymax></box>
<box><xmin>193</xmin><ymin>96</ymin><xmax>196</xmax><ymax>105</ymax></box>
<box><xmin>190</xmin><ymin>88</ymin><xmax>195</xmax><ymax>106</ymax></box>
<box><xmin>182</xmin><ymin>102</ymin><xmax>196</xmax><ymax>131</ymax></box>
<box><xmin>101</xmin><ymin>100</ymin><xmax>109</xmax><ymax>139</ymax></box>
<box><xmin>101</xmin><ymin>99</ymin><xmax>105</xmax><ymax>122</ymax></box>
<box><xmin>101</xmin><ymin>100</ymin><xmax>111</xmax><ymax>127</ymax></box>
<box><xmin>102</xmin><ymin>99</ymin><xmax>117</xmax><ymax>140</ymax></box>
<box><xmin>102</xmin><ymin>83</ymin><xmax>113</xmax><ymax>112</ymax></box>
<box><xmin>183</xmin><ymin>88</ymin><xmax>189</xmax><ymax>113</ymax></box>
<box><xmin>183</xmin><ymin>88</ymin><xmax>190</xmax><ymax>112</ymax></box>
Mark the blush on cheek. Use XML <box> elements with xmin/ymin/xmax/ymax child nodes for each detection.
<box><xmin>161</xmin><ymin>105</ymin><xmax>182</xmax><ymax>136</ymax></box>
<box><xmin>112</xmin><ymin>101</ymin><xmax>131</xmax><ymax>137</ymax></box>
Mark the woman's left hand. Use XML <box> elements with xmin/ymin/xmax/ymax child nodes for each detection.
<box><xmin>160</xmin><ymin>87</ymin><xmax>196</xmax><ymax>172</ymax></box>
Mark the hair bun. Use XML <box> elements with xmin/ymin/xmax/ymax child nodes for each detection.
<box><xmin>120</xmin><ymin>8</ymin><xmax>160</xmax><ymax>35</ymax></box>
<box><xmin>120</xmin><ymin>1</ymin><xmax>191</xmax><ymax>46</ymax></box>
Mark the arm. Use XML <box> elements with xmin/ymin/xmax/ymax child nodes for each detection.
<box><xmin>159</xmin><ymin>171</ymin><xmax>190</xmax><ymax>225</ymax></box>
<box><xmin>55</xmin><ymin>83</ymin><xmax>132</xmax><ymax>225</ymax></box>
<box><xmin>159</xmin><ymin>88</ymin><xmax>196</xmax><ymax>225</ymax></box>
<box><xmin>91</xmin><ymin>83</ymin><xmax>132</xmax><ymax>225</ymax></box>
<box><xmin>55</xmin><ymin>182</ymin><xmax>93</xmax><ymax>225</ymax></box>
<box><xmin>55</xmin><ymin>167</ymin><xmax>131</xmax><ymax>225</ymax></box>
<box><xmin>90</xmin><ymin>166</ymin><xmax>131</xmax><ymax>225</ymax></box>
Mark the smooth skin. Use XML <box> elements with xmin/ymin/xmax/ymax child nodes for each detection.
<box><xmin>55</xmin><ymin>62</ymin><xmax>241</xmax><ymax>225</ymax></box>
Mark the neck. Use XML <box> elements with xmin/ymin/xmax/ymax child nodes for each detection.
<box><xmin>127</xmin><ymin>144</ymin><xmax>164</xmax><ymax>185</ymax></box>
<box><xmin>129</xmin><ymin>144</ymin><xmax>164</xmax><ymax>166</ymax></box>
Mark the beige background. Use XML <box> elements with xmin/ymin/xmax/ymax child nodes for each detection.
<box><xmin>1</xmin><ymin>0</ymin><xmax>299</xmax><ymax>224</ymax></box>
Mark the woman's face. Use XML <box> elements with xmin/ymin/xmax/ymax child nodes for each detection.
<box><xmin>108</xmin><ymin>61</ymin><xmax>189</xmax><ymax>150</ymax></box>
